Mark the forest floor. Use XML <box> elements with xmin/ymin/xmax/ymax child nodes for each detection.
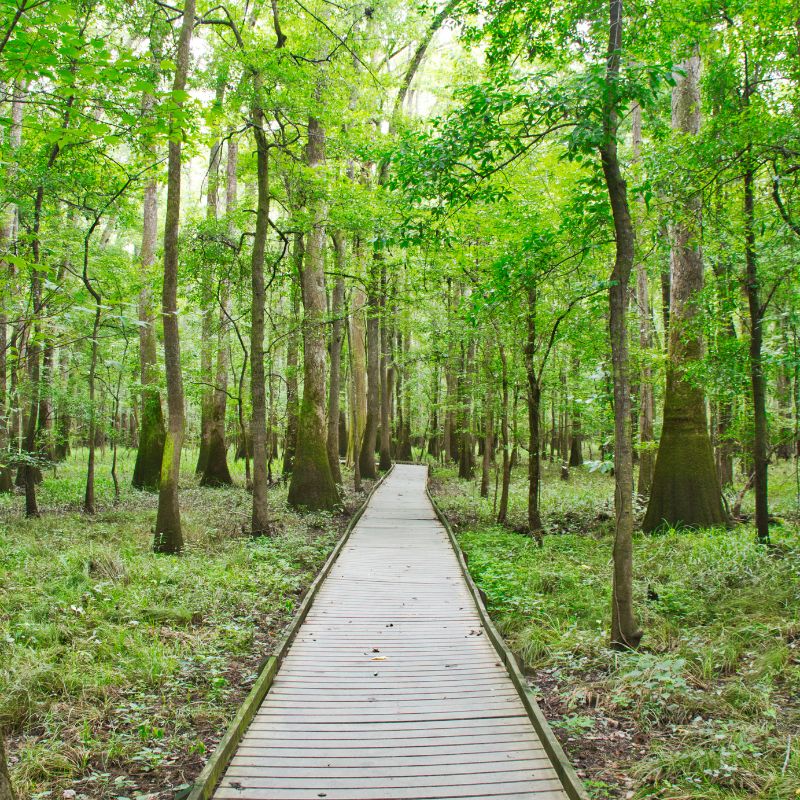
<box><xmin>430</xmin><ymin>460</ymin><xmax>800</xmax><ymax>800</ymax></box>
<box><xmin>0</xmin><ymin>448</ymin><xmax>372</xmax><ymax>800</ymax></box>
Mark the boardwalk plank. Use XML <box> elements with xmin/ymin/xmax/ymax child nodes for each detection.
<box><xmin>211</xmin><ymin>465</ymin><xmax>569</xmax><ymax>800</ymax></box>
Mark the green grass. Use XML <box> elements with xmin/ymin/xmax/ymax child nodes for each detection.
<box><xmin>0</xmin><ymin>447</ymin><xmax>362</xmax><ymax>800</ymax></box>
<box><xmin>432</xmin><ymin>459</ymin><xmax>800</xmax><ymax>800</ymax></box>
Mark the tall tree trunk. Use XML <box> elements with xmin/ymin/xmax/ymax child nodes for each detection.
<box><xmin>524</xmin><ymin>287</ymin><xmax>543</xmax><ymax>541</ymax></box>
<box><xmin>497</xmin><ymin>346</ymin><xmax>511</xmax><ymax>524</ymax></box>
<box><xmin>378</xmin><ymin>258</ymin><xmax>393</xmax><ymax>471</ymax></box>
<box><xmin>0</xmin><ymin>86</ymin><xmax>22</xmax><ymax>493</ymax></box>
<box><xmin>282</xmin><ymin>235</ymin><xmax>302</xmax><ymax>477</ymax></box>
<box><xmin>428</xmin><ymin>363</ymin><xmax>440</xmax><ymax>458</ymax></box>
<box><xmin>348</xmin><ymin>271</ymin><xmax>367</xmax><ymax>482</ymax></box>
<box><xmin>458</xmin><ymin>337</ymin><xmax>475</xmax><ymax>479</ymax></box>
<box><xmin>743</xmin><ymin>159</ymin><xmax>770</xmax><ymax>544</ymax></box>
<box><xmin>643</xmin><ymin>53</ymin><xmax>727</xmax><ymax>532</ymax></box>
<box><xmin>249</xmin><ymin>77</ymin><xmax>272</xmax><ymax>536</ymax></box>
<box><xmin>133</xmin><ymin>25</ymin><xmax>165</xmax><ymax>491</ymax></box>
<box><xmin>600</xmin><ymin>0</ymin><xmax>642</xmax><ymax>649</ymax></box>
<box><xmin>196</xmin><ymin>91</ymin><xmax>224</xmax><ymax>475</ymax></box>
<box><xmin>81</xmin><ymin>220</ymin><xmax>105</xmax><ymax>514</ymax></box>
<box><xmin>153</xmin><ymin>0</ymin><xmax>196</xmax><ymax>554</ymax></box>
<box><xmin>359</xmin><ymin>259</ymin><xmax>380</xmax><ymax>480</ymax></box>
<box><xmin>396</xmin><ymin>328</ymin><xmax>413</xmax><ymax>460</ymax></box>
<box><xmin>54</xmin><ymin>347</ymin><xmax>71</xmax><ymax>461</ymax></box>
<box><xmin>201</xmin><ymin>136</ymin><xmax>236</xmax><ymax>487</ymax></box>
<box><xmin>132</xmin><ymin>174</ymin><xmax>166</xmax><ymax>490</ymax></box>
<box><xmin>480</xmin><ymin>343</ymin><xmax>494</xmax><ymax>498</ymax></box>
<box><xmin>569</xmin><ymin>357</ymin><xmax>583</xmax><ymax>467</ymax></box>
<box><xmin>631</xmin><ymin>102</ymin><xmax>655</xmax><ymax>497</ymax></box>
<box><xmin>444</xmin><ymin>282</ymin><xmax>459</xmax><ymax>463</ymax></box>
<box><xmin>288</xmin><ymin>116</ymin><xmax>339</xmax><ymax>510</ymax></box>
<box><xmin>327</xmin><ymin>232</ymin><xmax>346</xmax><ymax>485</ymax></box>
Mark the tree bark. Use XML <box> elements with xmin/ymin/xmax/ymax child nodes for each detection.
<box><xmin>327</xmin><ymin>232</ymin><xmax>346</xmax><ymax>485</ymax></box>
<box><xmin>153</xmin><ymin>0</ymin><xmax>196</xmax><ymax>553</ymax></box>
<box><xmin>132</xmin><ymin>174</ymin><xmax>165</xmax><ymax>490</ymax></box>
<box><xmin>282</xmin><ymin>235</ymin><xmax>302</xmax><ymax>477</ymax></box>
<box><xmin>525</xmin><ymin>286</ymin><xmax>543</xmax><ymax>541</ymax></box>
<box><xmin>458</xmin><ymin>337</ymin><xmax>475</xmax><ymax>479</ymax></box>
<box><xmin>644</xmin><ymin>53</ymin><xmax>727</xmax><ymax>532</ymax></box>
<box><xmin>378</xmin><ymin>257</ymin><xmax>393</xmax><ymax>471</ymax></box>
<box><xmin>200</xmin><ymin>137</ymin><xmax>234</xmax><ymax>487</ymax></box>
<box><xmin>196</xmin><ymin>88</ymin><xmax>224</xmax><ymax>476</ymax></box>
<box><xmin>497</xmin><ymin>345</ymin><xmax>511</xmax><ymax>524</ymax></box>
<box><xmin>600</xmin><ymin>0</ymin><xmax>642</xmax><ymax>649</ymax></box>
<box><xmin>288</xmin><ymin>116</ymin><xmax>339</xmax><ymax>510</ymax></box>
<box><xmin>133</xmin><ymin>23</ymin><xmax>165</xmax><ymax>491</ymax></box>
<box><xmin>249</xmin><ymin>77</ymin><xmax>272</xmax><ymax>536</ymax></box>
<box><xmin>631</xmin><ymin>102</ymin><xmax>655</xmax><ymax>497</ymax></box>
<box><xmin>348</xmin><ymin>270</ymin><xmax>368</xmax><ymax>483</ymax></box>
<box><xmin>359</xmin><ymin>257</ymin><xmax>380</xmax><ymax>479</ymax></box>
<box><xmin>480</xmin><ymin>343</ymin><xmax>494</xmax><ymax>498</ymax></box>
<box><xmin>0</xmin><ymin>85</ymin><xmax>22</xmax><ymax>493</ymax></box>
<box><xmin>743</xmin><ymin>160</ymin><xmax>770</xmax><ymax>544</ymax></box>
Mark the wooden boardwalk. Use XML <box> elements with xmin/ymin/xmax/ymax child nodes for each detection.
<box><xmin>212</xmin><ymin>464</ymin><xmax>571</xmax><ymax>800</ymax></box>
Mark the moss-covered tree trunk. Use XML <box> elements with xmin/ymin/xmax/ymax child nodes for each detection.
<box><xmin>643</xmin><ymin>53</ymin><xmax>727</xmax><ymax>533</ymax></box>
<box><xmin>153</xmin><ymin>0</ymin><xmax>195</xmax><ymax>554</ymax></box>
<box><xmin>288</xmin><ymin>116</ymin><xmax>339</xmax><ymax>511</ymax></box>
<box><xmin>133</xmin><ymin>30</ymin><xmax>165</xmax><ymax>491</ymax></box>
<box><xmin>600</xmin><ymin>0</ymin><xmax>642</xmax><ymax>650</ymax></box>
<box><xmin>326</xmin><ymin>233</ymin><xmax>346</xmax><ymax>485</ymax></box>
<box><xmin>282</xmin><ymin>236</ymin><xmax>302</xmax><ymax>477</ymax></box>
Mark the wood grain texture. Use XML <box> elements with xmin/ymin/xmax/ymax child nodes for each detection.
<box><xmin>212</xmin><ymin>465</ymin><xmax>571</xmax><ymax>800</ymax></box>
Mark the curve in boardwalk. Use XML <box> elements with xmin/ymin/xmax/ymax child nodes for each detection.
<box><xmin>212</xmin><ymin>464</ymin><xmax>573</xmax><ymax>800</ymax></box>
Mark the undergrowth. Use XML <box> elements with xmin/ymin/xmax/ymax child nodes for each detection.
<box><xmin>0</xmin><ymin>448</ymin><xmax>364</xmax><ymax>800</ymax></box>
<box><xmin>432</xmin><ymin>459</ymin><xmax>800</xmax><ymax>800</ymax></box>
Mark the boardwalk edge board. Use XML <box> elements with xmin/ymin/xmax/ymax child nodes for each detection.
<box><xmin>426</xmin><ymin>480</ymin><xmax>591</xmax><ymax>800</ymax></box>
<box><xmin>187</xmin><ymin>466</ymin><xmax>394</xmax><ymax>800</ymax></box>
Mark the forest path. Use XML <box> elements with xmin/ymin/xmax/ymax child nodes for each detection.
<box><xmin>212</xmin><ymin>464</ymin><xmax>570</xmax><ymax>800</ymax></box>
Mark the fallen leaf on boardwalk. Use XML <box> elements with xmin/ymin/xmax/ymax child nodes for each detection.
<box><xmin>371</xmin><ymin>656</ymin><xmax>387</xmax><ymax>661</ymax></box>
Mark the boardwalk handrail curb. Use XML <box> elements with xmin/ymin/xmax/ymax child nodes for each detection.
<box><xmin>426</xmin><ymin>479</ymin><xmax>590</xmax><ymax>800</ymax></box>
<box><xmin>187</xmin><ymin>466</ymin><xmax>394</xmax><ymax>800</ymax></box>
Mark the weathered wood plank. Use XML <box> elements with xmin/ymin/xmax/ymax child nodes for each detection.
<box><xmin>207</xmin><ymin>465</ymin><xmax>578</xmax><ymax>800</ymax></box>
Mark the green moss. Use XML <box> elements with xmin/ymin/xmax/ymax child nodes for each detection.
<box><xmin>287</xmin><ymin>401</ymin><xmax>339</xmax><ymax>511</ymax></box>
